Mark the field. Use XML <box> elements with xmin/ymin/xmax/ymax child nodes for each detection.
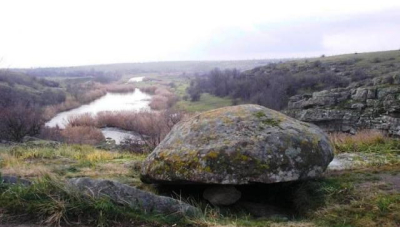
<box><xmin>1</xmin><ymin>131</ymin><xmax>399</xmax><ymax>227</ymax></box>
<box><xmin>175</xmin><ymin>93</ymin><xmax>233</xmax><ymax>113</ymax></box>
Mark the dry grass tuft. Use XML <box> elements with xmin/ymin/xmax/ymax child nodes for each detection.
<box><xmin>1</xmin><ymin>164</ymin><xmax>52</xmax><ymax>178</ymax></box>
<box><xmin>67</xmin><ymin>113</ymin><xmax>97</xmax><ymax>127</ymax></box>
<box><xmin>330</xmin><ymin>130</ymin><xmax>389</xmax><ymax>153</ymax></box>
<box><xmin>330</xmin><ymin>130</ymin><xmax>385</xmax><ymax>146</ymax></box>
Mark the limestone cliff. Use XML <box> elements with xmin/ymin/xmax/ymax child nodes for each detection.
<box><xmin>285</xmin><ymin>74</ymin><xmax>400</xmax><ymax>135</ymax></box>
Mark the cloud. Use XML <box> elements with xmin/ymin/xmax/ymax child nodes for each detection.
<box><xmin>195</xmin><ymin>9</ymin><xmax>400</xmax><ymax>59</ymax></box>
<box><xmin>1</xmin><ymin>0</ymin><xmax>400</xmax><ymax>67</ymax></box>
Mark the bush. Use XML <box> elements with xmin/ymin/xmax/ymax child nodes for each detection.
<box><xmin>67</xmin><ymin>114</ymin><xmax>96</xmax><ymax>127</ymax></box>
<box><xmin>149</xmin><ymin>95</ymin><xmax>169</xmax><ymax>110</ymax></box>
<box><xmin>0</xmin><ymin>104</ymin><xmax>43</xmax><ymax>142</ymax></box>
<box><xmin>187</xmin><ymin>66</ymin><xmax>352</xmax><ymax>110</ymax></box>
<box><xmin>39</xmin><ymin>126</ymin><xmax>64</xmax><ymax>142</ymax></box>
<box><xmin>66</xmin><ymin>110</ymin><xmax>184</xmax><ymax>149</ymax></box>
<box><xmin>61</xmin><ymin>126</ymin><xmax>105</xmax><ymax>145</ymax></box>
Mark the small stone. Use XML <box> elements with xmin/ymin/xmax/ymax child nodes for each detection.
<box><xmin>203</xmin><ymin>185</ymin><xmax>241</xmax><ymax>206</ymax></box>
<box><xmin>0</xmin><ymin>175</ymin><xmax>32</xmax><ymax>186</ymax></box>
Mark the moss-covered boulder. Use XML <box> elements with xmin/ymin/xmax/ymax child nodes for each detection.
<box><xmin>141</xmin><ymin>104</ymin><xmax>334</xmax><ymax>184</ymax></box>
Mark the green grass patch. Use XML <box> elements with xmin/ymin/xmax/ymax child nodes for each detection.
<box><xmin>175</xmin><ymin>93</ymin><xmax>233</xmax><ymax>113</ymax></box>
<box><xmin>0</xmin><ymin>175</ymin><xmax>185</xmax><ymax>227</ymax></box>
<box><xmin>0</xmin><ymin>144</ymin><xmax>147</xmax><ymax>187</ymax></box>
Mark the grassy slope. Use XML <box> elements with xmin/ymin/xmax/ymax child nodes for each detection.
<box><xmin>0</xmin><ymin>72</ymin><xmax>63</xmax><ymax>105</ymax></box>
<box><xmin>283</xmin><ymin>50</ymin><xmax>400</xmax><ymax>79</ymax></box>
<box><xmin>0</xmin><ymin>142</ymin><xmax>146</xmax><ymax>187</ymax></box>
<box><xmin>0</xmin><ymin>132</ymin><xmax>399</xmax><ymax>227</ymax></box>
<box><xmin>175</xmin><ymin>93</ymin><xmax>233</xmax><ymax>113</ymax></box>
<box><xmin>169</xmin><ymin>50</ymin><xmax>400</xmax><ymax>114</ymax></box>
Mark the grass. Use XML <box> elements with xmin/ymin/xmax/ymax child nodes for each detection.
<box><xmin>176</xmin><ymin>93</ymin><xmax>234</xmax><ymax>113</ymax></box>
<box><xmin>330</xmin><ymin>130</ymin><xmax>388</xmax><ymax>153</ymax></box>
<box><xmin>311</xmin><ymin>174</ymin><xmax>400</xmax><ymax>227</ymax></box>
<box><xmin>0</xmin><ymin>175</ymin><xmax>185</xmax><ymax>227</ymax></box>
<box><xmin>0</xmin><ymin>144</ymin><xmax>146</xmax><ymax>186</ymax></box>
<box><xmin>330</xmin><ymin>130</ymin><xmax>400</xmax><ymax>168</ymax></box>
<box><xmin>1</xmin><ymin>132</ymin><xmax>400</xmax><ymax>227</ymax></box>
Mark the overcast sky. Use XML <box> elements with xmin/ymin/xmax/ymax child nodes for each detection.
<box><xmin>1</xmin><ymin>0</ymin><xmax>400</xmax><ymax>68</ymax></box>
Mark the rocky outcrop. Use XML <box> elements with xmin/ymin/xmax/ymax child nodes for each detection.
<box><xmin>141</xmin><ymin>104</ymin><xmax>334</xmax><ymax>185</ymax></box>
<box><xmin>285</xmin><ymin>74</ymin><xmax>400</xmax><ymax>135</ymax></box>
<box><xmin>68</xmin><ymin>178</ymin><xmax>200</xmax><ymax>217</ymax></box>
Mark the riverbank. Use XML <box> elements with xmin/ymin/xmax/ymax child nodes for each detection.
<box><xmin>42</xmin><ymin>75</ymin><xmax>181</xmax><ymax>149</ymax></box>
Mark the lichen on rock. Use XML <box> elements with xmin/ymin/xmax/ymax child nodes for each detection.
<box><xmin>141</xmin><ymin>104</ymin><xmax>334</xmax><ymax>185</ymax></box>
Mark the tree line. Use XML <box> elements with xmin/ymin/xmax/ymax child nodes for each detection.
<box><xmin>187</xmin><ymin>59</ymin><xmax>376</xmax><ymax>110</ymax></box>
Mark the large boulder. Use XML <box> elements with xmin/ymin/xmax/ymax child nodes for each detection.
<box><xmin>141</xmin><ymin>104</ymin><xmax>334</xmax><ymax>184</ymax></box>
<box><xmin>68</xmin><ymin>178</ymin><xmax>200</xmax><ymax>217</ymax></box>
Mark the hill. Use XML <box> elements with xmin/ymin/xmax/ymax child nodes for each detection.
<box><xmin>188</xmin><ymin>50</ymin><xmax>400</xmax><ymax>108</ymax></box>
<box><xmin>0</xmin><ymin>70</ymin><xmax>65</xmax><ymax>108</ymax></box>
<box><xmin>12</xmin><ymin>59</ymin><xmax>281</xmax><ymax>78</ymax></box>
<box><xmin>186</xmin><ymin>50</ymin><xmax>400</xmax><ymax>134</ymax></box>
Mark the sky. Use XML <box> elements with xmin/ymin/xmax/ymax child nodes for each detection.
<box><xmin>1</xmin><ymin>0</ymin><xmax>400</xmax><ymax>68</ymax></box>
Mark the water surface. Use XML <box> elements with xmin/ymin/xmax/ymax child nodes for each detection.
<box><xmin>128</xmin><ymin>76</ymin><xmax>145</xmax><ymax>83</ymax></box>
<box><xmin>101</xmin><ymin>127</ymin><xmax>142</xmax><ymax>145</ymax></box>
<box><xmin>46</xmin><ymin>89</ymin><xmax>151</xmax><ymax>128</ymax></box>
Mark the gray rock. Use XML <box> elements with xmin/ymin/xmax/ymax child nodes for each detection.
<box><xmin>203</xmin><ymin>186</ymin><xmax>241</xmax><ymax>205</ymax></box>
<box><xmin>327</xmin><ymin>152</ymin><xmax>400</xmax><ymax>171</ymax></box>
<box><xmin>68</xmin><ymin>178</ymin><xmax>200</xmax><ymax>217</ymax></box>
<box><xmin>0</xmin><ymin>175</ymin><xmax>31</xmax><ymax>186</ymax></box>
<box><xmin>141</xmin><ymin>104</ymin><xmax>334</xmax><ymax>185</ymax></box>
<box><xmin>393</xmin><ymin>74</ymin><xmax>400</xmax><ymax>85</ymax></box>
<box><xmin>367</xmin><ymin>88</ymin><xmax>377</xmax><ymax>99</ymax></box>
<box><xmin>351</xmin><ymin>88</ymin><xmax>368</xmax><ymax>101</ymax></box>
<box><xmin>351</xmin><ymin>103</ymin><xmax>366</xmax><ymax>110</ymax></box>
<box><xmin>286</xmin><ymin>76</ymin><xmax>400</xmax><ymax>136</ymax></box>
<box><xmin>377</xmin><ymin>87</ymin><xmax>400</xmax><ymax>99</ymax></box>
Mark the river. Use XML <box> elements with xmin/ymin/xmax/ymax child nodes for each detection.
<box><xmin>127</xmin><ymin>76</ymin><xmax>144</xmax><ymax>83</ymax></box>
<box><xmin>45</xmin><ymin>85</ymin><xmax>151</xmax><ymax>144</ymax></box>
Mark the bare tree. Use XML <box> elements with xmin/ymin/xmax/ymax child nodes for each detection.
<box><xmin>0</xmin><ymin>103</ymin><xmax>44</xmax><ymax>142</ymax></box>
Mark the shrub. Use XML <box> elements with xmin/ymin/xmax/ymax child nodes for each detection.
<box><xmin>65</xmin><ymin>110</ymin><xmax>184</xmax><ymax>149</ymax></box>
<box><xmin>0</xmin><ymin>104</ymin><xmax>43</xmax><ymax>142</ymax></box>
<box><xmin>43</xmin><ymin>98</ymin><xmax>81</xmax><ymax>121</ymax></box>
<box><xmin>149</xmin><ymin>95</ymin><xmax>169</xmax><ymax>110</ymax></box>
<box><xmin>148</xmin><ymin>87</ymin><xmax>179</xmax><ymax>110</ymax></box>
<box><xmin>67</xmin><ymin>114</ymin><xmax>96</xmax><ymax>127</ymax></box>
<box><xmin>61</xmin><ymin>126</ymin><xmax>105</xmax><ymax>145</ymax></box>
<box><xmin>39</xmin><ymin>126</ymin><xmax>64</xmax><ymax>142</ymax></box>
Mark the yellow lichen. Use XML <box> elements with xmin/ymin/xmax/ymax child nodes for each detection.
<box><xmin>206</xmin><ymin>151</ymin><xmax>219</xmax><ymax>159</ymax></box>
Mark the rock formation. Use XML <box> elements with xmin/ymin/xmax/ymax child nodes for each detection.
<box><xmin>285</xmin><ymin>74</ymin><xmax>400</xmax><ymax>135</ymax></box>
<box><xmin>141</xmin><ymin>104</ymin><xmax>334</xmax><ymax>185</ymax></box>
<box><xmin>68</xmin><ymin>178</ymin><xmax>200</xmax><ymax>217</ymax></box>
